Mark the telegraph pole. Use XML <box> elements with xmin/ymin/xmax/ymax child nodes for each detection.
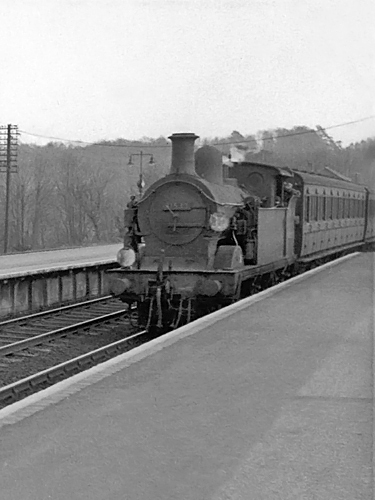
<box><xmin>0</xmin><ymin>124</ymin><xmax>18</xmax><ymax>253</ymax></box>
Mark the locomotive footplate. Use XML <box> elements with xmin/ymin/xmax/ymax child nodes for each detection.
<box><xmin>106</xmin><ymin>268</ymin><xmax>242</xmax><ymax>301</ymax></box>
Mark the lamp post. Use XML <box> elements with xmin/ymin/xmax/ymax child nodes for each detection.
<box><xmin>127</xmin><ymin>151</ymin><xmax>155</xmax><ymax>198</ymax></box>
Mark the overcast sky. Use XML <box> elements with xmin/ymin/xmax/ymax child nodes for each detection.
<box><xmin>1</xmin><ymin>0</ymin><xmax>374</xmax><ymax>146</ymax></box>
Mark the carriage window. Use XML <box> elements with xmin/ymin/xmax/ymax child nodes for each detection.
<box><xmin>326</xmin><ymin>197</ymin><xmax>332</xmax><ymax>219</ymax></box>
<box><xmin>359</xmin><ymin>200</ymin><xmax>364</xmax><ymax>217</ymax></box>
<box><xmin>332</xmin><ymin>197</ymin><xmax>338</xmax><ymax>219</ymax></box>
<box><xmin>346</xmin><ymin>196</ymin><xmax>350</xmax><ymax>218</ymax></box>
<box><xmin>304</xmin><ymin>195</ymin><xmax>310</xmax><ymax>222</ymax></box>
<box><xmin>312</xmin><ymin>196</ymin><xmax>319</xmax><ymax>221</ymax></box>
<box><xmin>317</xmin><ymin>196</ymin><xmax>321</xmax><ymax>220</ymax></box>
<box><xmin>321</xmin><ymin>197</ymin><xmax>325</xmax><ymax>220</ymax></box>
<box><xmin>338</xmin><ymin>197</ymin><xmax>343</xmax><ymax>218</ymax></box>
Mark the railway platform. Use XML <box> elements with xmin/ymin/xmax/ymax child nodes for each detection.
<box><xmin>0</xmin><ymin>252</ymin><xmax>373</xmax><ymax>499</ymax></box>
<box><xmin>0</xmin><ymin>243</ymin><xmax>120</xmax><ymax>279</ymax></box>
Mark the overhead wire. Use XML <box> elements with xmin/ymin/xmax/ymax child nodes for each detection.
<box><xmin>18</xmin><ymin>130</ymin><xmax>170</xmax><ymax>148</ymax></box>
<box><xmin>212</xmin><ymin>115</ymin><xmax>375</xmax><ymax>146</ymax></box>
<box><xmin>18</xmin><ymin>115</ymin><xmax>375</xmax><ymax>148</ymax></box>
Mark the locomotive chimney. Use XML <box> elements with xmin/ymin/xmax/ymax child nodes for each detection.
<box><xmin>169</xmin><ymin>133</ymin><xmax>199</xmax><ymax>176</ymax></box>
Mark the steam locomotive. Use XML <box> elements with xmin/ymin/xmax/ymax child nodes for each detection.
<box><xmin>107</xmin><ymin>132</ymin><xmax>375</xmax><ymax>330</ymax></box>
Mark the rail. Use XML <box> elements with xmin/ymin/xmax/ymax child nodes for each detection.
<box><xmin>0</xmin><ymin>297</ymin><xmax>128</xmax><ymax>357</ymax></box>
<box><xmin>0</xmin><ymin>330</ymin><xmax>148</xmax><ymax>406</ymax></box>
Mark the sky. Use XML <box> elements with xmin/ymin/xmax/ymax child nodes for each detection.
<box><xmin>1</xmin><ymin>0</ymin><xmax>374</xmax><ymax>146</ymax></box>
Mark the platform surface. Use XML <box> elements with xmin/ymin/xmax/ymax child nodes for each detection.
<box><xmin>0</xmin><ymin>244</ymin><xmax>121</xmax><ymax>278</ymax></box>
<box><xmin>0</xmin><ymin>253</ymin><xmax>373</xmax><ymax>499</ymax></box>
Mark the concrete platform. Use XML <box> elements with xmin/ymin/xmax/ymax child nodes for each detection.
<box><xmin>0</xmin><ymin>252</ymin><xmax>373</xmax><ymax>499</ymax></box>
<box><xmin>0</xmin><ymin>244</ymin><xmax>121</xmax><ymax>279</ymax></box>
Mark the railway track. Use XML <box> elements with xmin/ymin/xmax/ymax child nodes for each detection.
<box><xmin>0</xmin><ymin>329</ymin><xmax>150</xmax><ymax>408</ymax></box>
<box><xmin>0</xmin><ymin>296</ymin><xmax>149</xmax><ymax>407</ymax></box>
<box><xmin>0</xmin><ymin>296</ymin><xmax>130</xmax><ymax>357</ymax></box>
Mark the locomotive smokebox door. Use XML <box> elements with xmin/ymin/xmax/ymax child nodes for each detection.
<box><xmin>148</xmin><ymin>183</ymin><xmax>207</xmax><ymax>245</ymax></box>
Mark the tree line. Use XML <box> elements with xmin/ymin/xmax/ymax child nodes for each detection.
<box><xmin>0</xmin><ymin>128</ymin><xmax>373</xmax><ymax>254</ymax></box>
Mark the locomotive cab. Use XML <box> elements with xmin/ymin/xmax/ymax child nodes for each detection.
<box><xmin>228</xmin><ymin>161</ymin><xmax>299</xmax><ymax>266</ymax></box>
